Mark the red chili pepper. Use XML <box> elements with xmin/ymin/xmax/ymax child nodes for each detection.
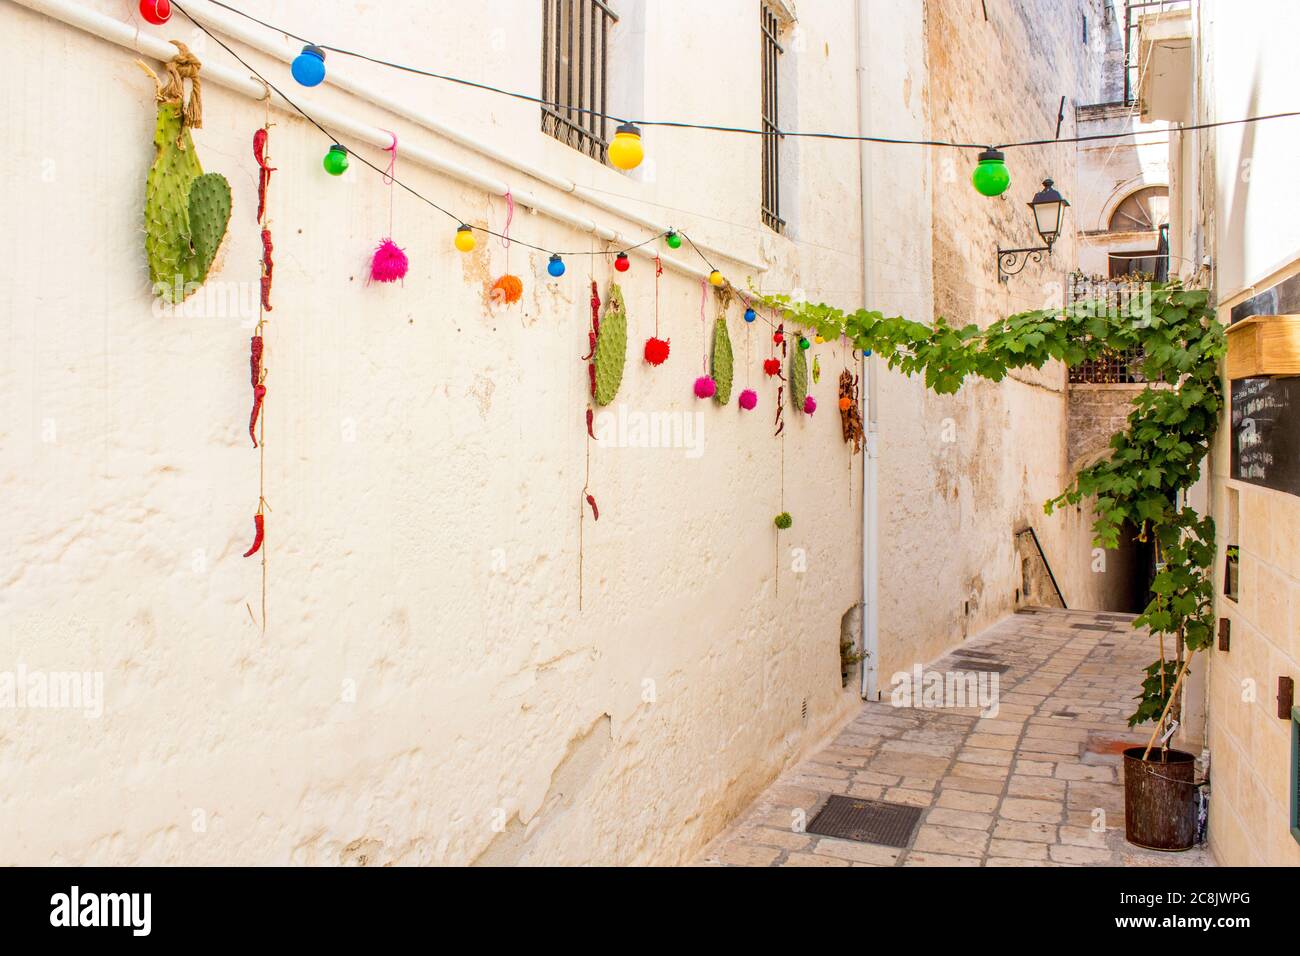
<box><xmin>585</xmin><ymin>280</ymin><xmax>601</xmax><ymax>397</ymax></box>
<box><xmin>250</xmin><ymin>335</ymin><xmax>263</xmax><ymax>387</ymax></box>
<box><xmin>259</xmin><ymin>228</ymin><xmax>274</xmax><ymax>312</ymax></box>
<box><xmin>586</xmin><ymin>407</ymin><xmax>596</xmax><ymax>440</ymax></box>
<box><xmin>249</xmin><ymin>383</ymin><xmax>266</xmax><ymax>447</ymax></box>
<box><xmin>253</xmin><ymin>128</ymin><xmax>275</xmax><ymax>224</ymax></box>
<box><xmin>243</xmin><ymin>512</ymin><xmax>264</xmax><ymax>557</ymax></box>
<box><xmin>585</xmin><ymin>494</ymin><xmax>599</xmax><ymax>521</ymax></box>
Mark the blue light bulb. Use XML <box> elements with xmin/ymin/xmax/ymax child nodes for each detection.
<box><xmin>547</xmin><ymin>254</ymin><xmax>566</xmax><ymax>278</ymax></box>
<box><xmin>744</xmin><ymin>308</ymin><xmax>756</xmax><ymax>323</ymax></box>
<box><xmin>291</xmin><ymin>44</ymin><xmax>326</xmax><ymax>87</ymax></box>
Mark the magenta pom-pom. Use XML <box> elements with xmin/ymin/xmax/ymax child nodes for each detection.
<box><xmin>694</xmin><ymin>375</ymin><xmax>717</xmax><ymax>399</ymax></box>
<box><xmin>369</xmin><ymin>237</ymin><xmax>409</xmax><ymax>284</ymax></box>
<box><xmin>738</xmin><ymin>388</ymin><xmax>758</xmax><ymax>410</ymax></box>
<box><xmin>803</xmin><ymin>395</ymin><xmax>817</xmax><ymax>415</ymax></box>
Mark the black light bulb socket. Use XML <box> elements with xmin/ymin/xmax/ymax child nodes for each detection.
<box><xmin>616</xmin><ymin>122</ymin><xmax>641</xmax><ymax>137</ymax></box>
<box><xmin>302</xmin><ymin>43</ymin><xmax>326</xmax><ymax>61</ymax></box>
<box><xmin>978</xmin><ymin>147</ymin><xmax>1005</xmax><ymax>163</ymax></box>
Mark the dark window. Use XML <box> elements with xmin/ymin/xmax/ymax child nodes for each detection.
<box><xmin>541</xmin><ymin>0</ymin><xmax>619</xmax><ymax>163</ymax></box>
<box><xmin>761</xmin><ymin>5</ymin><xmax>785</xmax><ymax>233</ymax></box>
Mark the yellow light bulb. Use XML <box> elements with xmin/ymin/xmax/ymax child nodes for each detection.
<box><xmin>708</xmin><ymin>270</ymin><xmax>724</xmax><ymax>287</ymax></box>
<box><xmin>454</xmin><ymin>225</ymin><xmax>476</xmax><ymax>253</ymax></box>
<box><xmin>607</xmin><ymin>123</ymin><xmax>644</xmax><ymax>171</ymax></box>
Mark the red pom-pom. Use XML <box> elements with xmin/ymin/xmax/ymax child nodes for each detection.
<box><xmin>694</xmin><ymin>376</ymin><xmax>716</xmax><ymax>399</ymax></box>
<box><xmin>738</xmin><ymin>388</ymin><xmax>758</xmax><ymax>410</ymax></box>
<box><xmin>763</xmin><ymin>358</ymin><xmax>781</xmax><ymax>376</ymax></box>
<box><xmin>803</xmin><ymin>395</ymin><xmax>817</xmax><ymax>415</ymax></box>
<box><xmin>139</xmin><ymin>0</ymin><xmax>171</xmax><ymax>25</ymax></box>
<box><xmin>369</xmin><ymin>238</ymin><xmax>408</xmax><ymax>284</ymax></box>
<box><xmin>644</xmin><ymin>336</ymin><xmax>670</xmax><ymax>366</ymax></box>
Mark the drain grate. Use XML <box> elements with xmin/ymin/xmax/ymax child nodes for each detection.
<box><xmin>1071</xmin><ymin>623</ymin><xmax>1114</xmax><ymax>631</ymax></box>
<box><xmin>949</xmin><ymin>655</ymin><xmax>1011</xmax><ymax>673</ymax></box>
<box><xmin>806</xmin><ymin>795</ymin><xmax>922</xmax><ymax>847</ymax></box>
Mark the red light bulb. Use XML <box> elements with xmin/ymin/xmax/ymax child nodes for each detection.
<box><xmin>614</xmin><ymin>253</ymin><xmax>630</xmax><ymax>273</ymax></box>
<box><xmin>139</xmin><ymin>0</ymin><xmax>172</xmax><ymax>24</ymax></box>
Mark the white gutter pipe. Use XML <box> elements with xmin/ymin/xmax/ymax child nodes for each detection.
<box><xmin>7</xmin><ymin>0</ymin><xmax>744</xmax><ymax>282</ymax></box>
<box><xmin>855</xmin><ymin>0</ymin><xmax>880</xmax><ymax>701</ymax></box>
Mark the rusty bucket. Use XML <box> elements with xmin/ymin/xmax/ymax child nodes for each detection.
<box><xmin>1122</xmin><ymin>746</ymin><xmax>1197</xmax><ymax>851</ymax></box>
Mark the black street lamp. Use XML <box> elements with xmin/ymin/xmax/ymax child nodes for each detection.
<box><xmin>997</xmin><ymin>179</ymin><xmax>1071</xmax><ymax>282</ymax></box>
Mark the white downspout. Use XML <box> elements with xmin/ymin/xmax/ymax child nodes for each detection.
<box><xmin>855</xmin><ymin>0</ymin><xmax>880</xmax><ymax>701</ymax></box>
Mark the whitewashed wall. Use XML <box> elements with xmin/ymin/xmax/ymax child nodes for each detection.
<box><xmin>0</xmin><ymin>0</ymin><xmax>867</xmax><ymax>865</ymax></box>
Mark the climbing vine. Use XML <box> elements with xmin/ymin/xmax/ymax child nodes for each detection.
<box><xmin>763</xmin><ymin>282</ymin><xmax>1225</xmax><ymax>729</ymax></box>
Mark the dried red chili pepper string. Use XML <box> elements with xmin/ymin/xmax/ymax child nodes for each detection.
<box><xmin>245</xmin><ymin>118</ymin><xmax>275</xmax><ymax>635</ymax></box>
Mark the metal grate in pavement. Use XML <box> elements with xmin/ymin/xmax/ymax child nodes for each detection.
<box><xmin>806</xmin><ymin>795</ymin><xmax>922</xmax><ymax>847</ymax></box>
<box><xmin>949</xmin><ymin>654</ymin><xmax>1011</xmax><ymax>673</ymax></box>
<box><xmin>1071</xmin><ymin>623</ymin><xmax>1115</xmax><ymax>631</ymax></box>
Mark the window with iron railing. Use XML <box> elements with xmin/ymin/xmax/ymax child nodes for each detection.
<box><xmin>1066</xmin><ymin>273</ymin><xmax>1161</xmax><ymax>384</ymax></box>
<box><xmin>1123</xmin><ymin>1</ymin><xmax>1191</xmax><ymax>104</ymax></box>
<box><xmin>541</xmin><ymin>0</ymin><xmax>619</xmax><ymax>163</ymax></box>
<box><xmin>760</xmin><ymin>4</ymin><xmax>785</xmax><ymax>233</ymax></box>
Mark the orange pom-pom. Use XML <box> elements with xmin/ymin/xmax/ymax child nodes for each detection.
<box><xmin>490</xmin><ymin>274</ymin><xmax>523</xmax><ymax>305</ymax></box>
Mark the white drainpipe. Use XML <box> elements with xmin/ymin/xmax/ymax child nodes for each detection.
<box><xmin>9</xmin><ymin>0</ymin><xmax>760</xmax><ymax>280</ymax></box>
<box><xmin>855</xmin><ymin>0</ymin><xmax>880</xmax><ymax>701</ymax></box>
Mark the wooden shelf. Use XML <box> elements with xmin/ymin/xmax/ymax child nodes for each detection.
<box><xmin>1225</xmin><ymin>314</ymin><xmax>1300</xmax><ymax>380</ymax></box>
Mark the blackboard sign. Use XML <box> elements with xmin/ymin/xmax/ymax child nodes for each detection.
<box><xmin>1231</xmin><ymin>376</ymin><xmax>1300</xmax><ymax>496</ymax></box>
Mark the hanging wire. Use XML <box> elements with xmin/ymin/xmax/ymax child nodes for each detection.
<box><xmin>196</xmin><ymin>0</ymin><xmax>1299</xmax><ymax>152</ymax></box>
<box><xmin>173</xmin><ymin>2</ymin><xmax>676</xmax><ymax>262</ymax></box>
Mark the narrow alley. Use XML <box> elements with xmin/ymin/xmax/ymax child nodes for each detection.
<box><xmin>698</xmin><ymin>608</ymin><xmax>1214</xmax><ymax>867</ymax></box>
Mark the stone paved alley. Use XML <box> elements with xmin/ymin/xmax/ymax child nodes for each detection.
<box><xmin>697</xmin><ymin>608</ymin><xmax>1215</xmax><ymax>867</ymax></box>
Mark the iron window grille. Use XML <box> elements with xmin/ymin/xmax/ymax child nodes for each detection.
<box><xmin>1123</xmin><ymin>1</ymin><xmax>1191</xmax><ymax>104</ymax></box>
<box><xmin>541</xmin><ymin>0</ymin><xmax>618</xmax><ymax>163</ymax></box>
<box><xmin>761</xmin><ymin>4</ymin><xmax>785</xmax><ymax>234</ymax></box>
<box><xmin>1066</xmin><ymin>273</ymin><xmax>1160</xmax><ymax>384</ymax></box>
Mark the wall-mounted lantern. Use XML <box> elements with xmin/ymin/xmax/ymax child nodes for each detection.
<box><xmin>996</xmin><ymin>179</ymin><xmax>1070</xmax><ymax>282</ymax></box>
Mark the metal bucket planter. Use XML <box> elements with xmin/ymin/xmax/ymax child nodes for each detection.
<box><xmin>1122</xmin><ymin>746</ymin><xmax>1198</xmax><ymax>851</ymax></box>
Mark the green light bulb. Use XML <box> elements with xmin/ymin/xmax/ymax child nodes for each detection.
<box><xmin>323</xmin><ymin>144</ymin><xmax>349</xmax><ymax>176</ymax></box>
<box><xmin>665</xmin><ymin>231</ymin><xmax>682</xmax><ymax>249</ymax></box>
<box><xmin>972</xmin><ymin>148</ymin><xmax>1010</xmax><ymax>197</ymax></box>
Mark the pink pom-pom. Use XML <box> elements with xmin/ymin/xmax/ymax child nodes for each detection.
<box><xmin>694</xmin><ymin>375</ymin><xmax>716</xmax><ymax>399</ymax></box>
<box><xmin>738</xmin><ymin>388</ymin><xmax>758</xmax><ymax>410</ymax></box>
<box><xmin>803</xmin><ymin>395</ymin><xmax>817</xmax><ymax>415</ymax></box>
<box><xmin>370</xmin><ymin>238</ymin><xmax>409</xmax><ymax>284</ymax></box>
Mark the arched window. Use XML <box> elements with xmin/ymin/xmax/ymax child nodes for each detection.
<box><xmin>1108</xmin><ymin>185</ymin><xmax>1169</xmax><ymax>233</ymax></box>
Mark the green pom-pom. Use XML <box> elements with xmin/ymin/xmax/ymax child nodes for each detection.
<box><xmin>774</xmin><ymin>512</ymin><xmax>793</xmax><ymax>530</ymax></box>
<box><xmin>711</xmin><ymin>314</ymin><xmax>734</xmax><ymax>405</ymax></box>
<box><xmin>789</xmin><ymin>344</ymin><xmax>809</xmax><ymax>410</ymax></box>
<box><xmin>593</xmin><ymin>283</ymin><xmax>628</xmax><ymax>406</ymax></box>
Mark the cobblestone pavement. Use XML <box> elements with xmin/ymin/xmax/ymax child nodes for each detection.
<box><xmin>697</xmin><ymin>607</ymin><xmax>1215</xmax><ymax>867</ymax></box>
